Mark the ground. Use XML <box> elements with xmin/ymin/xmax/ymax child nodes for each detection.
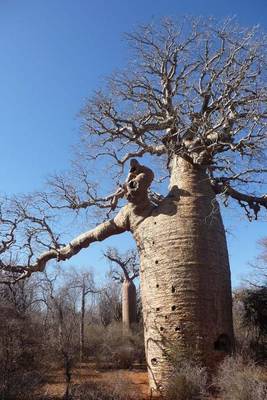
<box><xmin>36</xmin><ymin>361</ymin><xmax>267</xmax><ymax>399</ymax></box>
<box><xmin>37</xmin><ymin>362</ymin><xmax>149</xmax><ymax>399</ymax></box>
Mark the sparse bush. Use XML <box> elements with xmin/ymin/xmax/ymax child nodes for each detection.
<box><xmin>216</xmin><ymin>356</ymin><xmax>267</xmax><ymax>400</ymax></box>
<box><xmin>95</xmin><ymin>323</ymin><xmax>145</xmax><ymax>370</ymax></box>
<box><xmin>242</xmin><ymin>287</ymin><xmax>267</xmax><ymax>337</ymax></box>
<box><xmin>233</xmin><ymin>289</ymin><xmax>267</xmax><ymax>362</ymax></box>
<box><xmin>83</xmin><ymin>324</ymin><xmax>104</xmax><ymax>357</ymax></box>
<box><xmin>70</xmin><ymin>381</ymin><xmax>136</xmax><ymax>400</ymax></box>
<box><xmin>233</xmin><ymin>292</ymin><xmax>256</xmax><ymax>358</ymax></box>
<box><xmin>165</xmin><ymin>346</ymin><xmax>208</xmax><ymax>400</ymax></box>
<box><xmin>0</xmin><ymin>303</ymin><xmax>47</xmax><ymax>400</ymax></box>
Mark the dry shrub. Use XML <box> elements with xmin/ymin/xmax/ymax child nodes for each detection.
<box><xmin>166</xmin><ymin>357</ymin><xmax>208</xmax><ymax>400</ymax></box>
<box><xmin>83</xmin><ymin>324</ymin><xmax>104</xmax><ymax>357</ymax></box>
<box><xmin>0</xmin><ymin>370</ymin><xmax>43</xmax><ymax>400</ymax></box>
<box><xmin>105</xmin><ymin>372</ymin><xmax>143</xmax><ymax>400</ymax></box>
<box><xmin>0</xmin><ymin>306</ymin><xmax>46</xmax><ymax>400</ymax></box>
<box><xmin>70</xmin><ymin>381</ymin><xmax>136</xmax><ymax>400</ymax></box>
<box><xmin>95</xmin><ymin>323</ymin><xmax>145</xmax><ymax>370</ymax></box>
<box><xmin>96</xmin><ymin>343</ymin><xmax>134</xmax><ymax>370</ymax></box>
<box><xmin>216</xmin><ymin>356</ymin><xmax>267</xmax><ymax>400</ymax></box>
<box><xmin>233</xmin><ymin>289</ymin><xmax>267</xmax><ymax>363</ymax></box>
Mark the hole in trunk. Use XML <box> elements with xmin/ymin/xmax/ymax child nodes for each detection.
<box><xmin>160</xmin><ymin>326</ymin><xmax>164</xmax><ymax>331</ymax></box>
<box><xmin>171</xmin><ymin>285</ymin><xmax>175</xmax><ymax>293</ymax></box>
<box><xmin>129</xmin><ymin>180</ymin><xmax>136</xmax><ymax>189</ymax></box>
<box><xmin>155</xmin><ymin>260</ymin><xmax>159</xmax><ymax>264</ymax></box>
<box><xmin>156</xmin><ymin>284</ymin><xmax>159</xmax><ymax>288</ymax></box>
<box><xmin>156</xmin><ymin>307</ymin><xmax>160</xmax><ymax>312</ymax></box>
<box><xmin>151</xmin><ymin>358</ymin><xmax>158</xmax><ymax>366</ymax></box>
<box><xmin>175</xmin><ymin>326</ymin><xmax>180</xmax><ymax>331</ymax></box>
<box><xmin>214</xmin><ymin>334</ymin><xmax>232</xmax><ymax>352</ymax></box>
<box><xmin>171</xmin><ymin>305</ymin><xmax>176</xmax><ymax>311</ymax></box>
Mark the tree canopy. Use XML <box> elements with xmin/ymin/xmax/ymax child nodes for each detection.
<box><xmin>81</xmin><ymin>17</ymin><xmax>267</xmax><ymax>215</ymax></box>
<box><xmin>0</xmin><ymin>16</ymin><xmax>267</xmax><ymax>282</ymax></box>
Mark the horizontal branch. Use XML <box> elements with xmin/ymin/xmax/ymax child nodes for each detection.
<box><xmin>0</xmin><ymin>217</ymin><xmax>127</xmax><ymax>284</ymax></box>
<box><xmin>211</xmin><ymin>178</ymin><xmax>267</xmax><ymax>220</ymax></box>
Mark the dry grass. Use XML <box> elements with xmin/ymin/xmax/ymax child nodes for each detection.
<box><xmin>36</xmin><ymin>362</ymin><xmax>148</xmax><ymax>400</ymax></box>
<box><xmin>35</xmin><ymin>357</ymin><xmax>267</xmax><ymax>400</ymax></box>
<box><xmin>94</xmin><ymin>323</ymin><xmax>145</xmax><ymax>370</ymax></box>
<box><xmin>216</xmin><ymin>356</ymin><xmax>267</xmax><ymax>400</ymax></box>
<box><xmin>69</xmin><ymin>371</ymin><xmax>148</xmax><ymax>400</ymax></box>
<box><xmin>166</xmin><ymin>359</ymin><xmax>208</xmax><ymax>400</ymax></box>
<box><xmin>70</xmin><ymin>381</ymin><xmax>136</xmax><ymax>400</ymax></box>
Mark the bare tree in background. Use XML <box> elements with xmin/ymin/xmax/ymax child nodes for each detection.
<box><xmin>0</xmin><ymin>277</ymin><xmax>47</xmax><ymax>399</ymax></box>
<box><xmin>104</xmin><ymin>247</ymin><xmax>139</xmax><ymax>332</ymax></box>
<box><xmin>1</xmin><ymin>17</ymin><xmax>267</xmax><ymax>394</ymax></box>
<box><xmin>248</xmin><ymin>238</ymin><xmax>267</xmax><ymax>286</ymax></box>
<box><xmin>38</xmin><ymin>270</ymin><xmax>80</xmax><ymax>400</ymax></box>
<box><xmin>63</xmin><ymin>270</ymin><xmax>99</xmax><ymax>361</ymax></box>
<box><xmin>98</xmin><ymin>279</ymin><xmax>122</xmax><ymax>327</ymax></box>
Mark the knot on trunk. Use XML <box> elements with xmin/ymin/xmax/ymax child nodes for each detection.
<box><xmin>124</xmin><ymin>159</ymin><xmax>154</xmax><ymax>205</ymax></box>
<box><xmin>110</xmin><ymin>159</ymin><xmax>154</xmax><ymax>209</ymax></box>
<box><xmin>111</xmin><ymin>158</ymin><xmax>154</xmax><ymax>210</ymax></box>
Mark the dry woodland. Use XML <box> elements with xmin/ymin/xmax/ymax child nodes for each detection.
<box><xmin>0</xmin><ymin>264</ymin><xmax>266</xmax><ymax>400</ymax></box>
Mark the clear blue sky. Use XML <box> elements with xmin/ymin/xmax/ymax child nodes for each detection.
<box><xmin>0</xmin><ymin>0</ymin><xmax>266</xmax><ymax>287</ymax></box>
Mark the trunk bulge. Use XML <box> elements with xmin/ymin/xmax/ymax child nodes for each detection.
<box><xmin>132</xmin><ymin>156</ymin><xmax>234</xmax><ymax>395</ymax></box>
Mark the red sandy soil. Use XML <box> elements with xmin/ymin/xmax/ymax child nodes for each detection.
<box><xmin>38</xmin><ymin>362</ymin><xmax>149</xmax><ymax>399</ymax></box>
<box><xmin>37</xmin><ymin>362</ymin><xmax>267</xmax><ymax>400</ymax></box>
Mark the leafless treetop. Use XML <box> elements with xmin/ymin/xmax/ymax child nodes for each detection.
<box><xmin>1</xmin><ymin>17</ymin><xmax>267</xmax><ymax>282</ymax></box>
<box><xmin>80</xmin><ymin>17</ymin><xmax>267</xmax><ymax>216</ymax></box>
<box><xmin>104</xmin><ymin>247</ymin><xmax>139</xmax><ymax>283</ymax></box>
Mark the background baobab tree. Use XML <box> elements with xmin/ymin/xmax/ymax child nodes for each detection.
<box><xmin>104</xmin><ymin>247</ymin><xmax>139</xmax><ymax>332</ymax></box>
<box><xmin>1</xmin><ymin>17</ymin><xmax>267</xmax><ymax>395</ymax></box>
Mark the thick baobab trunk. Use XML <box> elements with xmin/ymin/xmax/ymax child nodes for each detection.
<box><xmin>133</xmin><ymin>156</ymin><xmax>233</xmax><ymax>395</ymax></box>
<box><xmin>122</xmin><ymin>278</ymin><xmax>137</xmax><ymax>332</ymax></box>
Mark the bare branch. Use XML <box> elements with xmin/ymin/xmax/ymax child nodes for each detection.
<box><xmin>0</xmin><ymin>215</ymin><xmax>127</xmax><ymax>284</ymax></box>
<box><xmin>104</xmin><ymin>247</ymin><xmax>139</xmax><ymax>282</ymax></box>
<box><xmin>211</xmin><ymin>178</ymin><xmax>267</xmax><ymax>220</ymax></box>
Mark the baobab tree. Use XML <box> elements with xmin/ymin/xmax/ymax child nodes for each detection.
<box><xmin>1</xmin><ymin>17</ymin><xmax>267</xmax><ymax>395</ymax></box>
<box><xmin>104</xmin><ymin>247</ymin><xmax>139</xmax><ymax>332</ymax></box>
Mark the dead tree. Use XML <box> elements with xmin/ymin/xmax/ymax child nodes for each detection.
<box><xmin>247</xmin><ymin>238</ymin><xmax>267</xmax><ymax>286</ymax></box>
<box><xmin>64</xmin><ymin>270</ymin><xmax>98</xmax><ymax>361</ymax></box>
<box><xmin>98</xmin><ymin>280</ymin><xmax>122</xmax><ymax>326</ymax></box>
<box><xmin>38</xmin><ymin>270</ymin><xmax>80</xmax><ymax>399</ymax></box>
<box><xmin>104</xmin><ymin>247</ymin><xmax>139</xmax><ymax>332</ymax></box>
<box><xmin>1</xmin><ymin>17</ymin><xmax>267</xmax><ymax>395</ymax></box>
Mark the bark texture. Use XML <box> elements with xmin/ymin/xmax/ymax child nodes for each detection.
<box><xmin>122</xmin><ymin>279</ymin><xmax>137</xmax><ymax>332</ymax></box>
<box><xmin>130</xmin><ymin>157</ymin><xmax>233</xmax><ymax>395</ymax></box>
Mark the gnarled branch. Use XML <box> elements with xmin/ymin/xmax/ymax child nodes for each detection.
<box><xmin>211</xmin><ymin>178</ymin><xmax>267</xmax><ymax>220</ymax></box>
